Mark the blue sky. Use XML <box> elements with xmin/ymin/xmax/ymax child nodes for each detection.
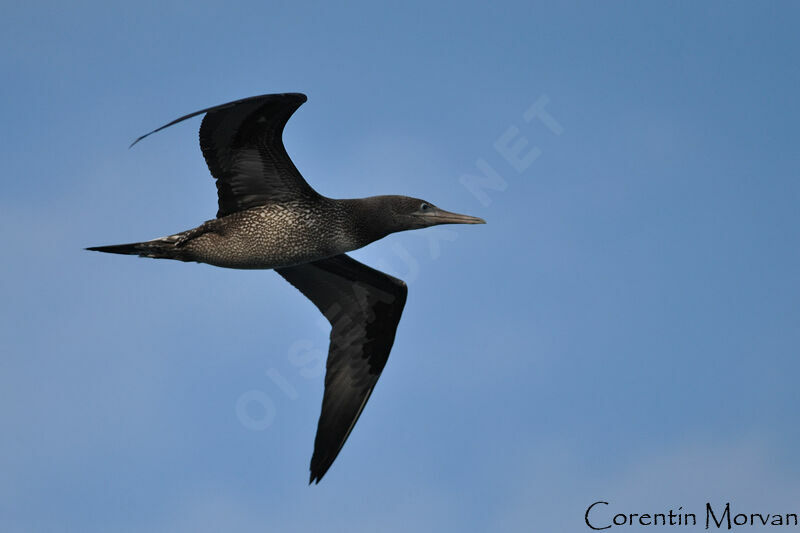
<box><xmin>2</xmin><ymin>2</ymin><xmax>799</xmax><ymax>531</ymax></box>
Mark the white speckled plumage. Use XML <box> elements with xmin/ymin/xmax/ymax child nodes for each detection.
<box><xmin>175</xmin><ymin>199</ymin><xmax>362</xmax><ymax>269</ymax></box>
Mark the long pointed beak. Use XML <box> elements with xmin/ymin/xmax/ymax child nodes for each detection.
<box><xmin>429</xmin><ymin>208</ymin><xmax>486</xmax><ymax>225</ymax></box>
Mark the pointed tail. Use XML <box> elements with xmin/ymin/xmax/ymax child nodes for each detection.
<box><xmin>86</xmin><ymin>242</ymin><xmax>146</xmax><ymax>255</ymax></box>
<box><xmin>86</xmin><ymin>236</ymin><xmax>186</xmax><ymax>261</ymax></box>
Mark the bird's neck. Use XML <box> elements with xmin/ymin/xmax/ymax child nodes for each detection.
<box><xmin>336</xmin><ymin>197</ymin><xmax>395</xmax><ymax>247</ymax></box>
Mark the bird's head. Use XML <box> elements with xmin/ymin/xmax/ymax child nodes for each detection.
<box><xmin>378</xmin><ymin>195</ymin><xmax>486</xmax><ymax>232</ymax></box>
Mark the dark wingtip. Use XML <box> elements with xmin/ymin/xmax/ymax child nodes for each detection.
<box><xmin>128</xmin><ymin>135</ymin><xmax>147</xmax><ymax>149</ymax></box>
<box><xmin>127</xmin><ymin>92</ymin><xmax>308</xmax><ymax>150</ymax></box>
<box><xmin>309</xmin><ymin>465</ymin><xmax>327</xmax><ymax>485</ymax></box>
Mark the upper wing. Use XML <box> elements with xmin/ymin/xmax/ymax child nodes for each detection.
<box><xmin>131</xmin><ymin>93</ymin><xmax>319</xmax><ymax>217</ymax></box>
<box><xmin>276</xmin><ymin>254</ymin><xmax>408</xmax><ymax>484</ymax></box>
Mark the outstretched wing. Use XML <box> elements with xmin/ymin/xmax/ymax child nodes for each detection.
<box><xmin>276</xmin><ymin>254</ymin><xmax>408</xmax><ymax>484</ymax></box>
<box><xmin>131</xmin><ymin>93</ymin><xmax>318</xmax><ymax>217</ymax></box>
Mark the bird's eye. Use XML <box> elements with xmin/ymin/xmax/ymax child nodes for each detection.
<box><xmin>420</xmin><ymin>203</ymin><xmax>431</xmax><ymax>211</ymax></box>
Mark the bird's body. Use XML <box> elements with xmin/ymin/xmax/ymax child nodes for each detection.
<box><xmin>133</xmin><ymin>199</ymin><xmax>358</xmax><ymax>269</ymax></box>
<box><xmin>89</xmin><ymin>93</ymin><xmax>484</xmax><ymax>483</ymax></box>
<box><xmin>184</xmin><ymin>201</ymin><xmax>351</xmax><ymax>269</ymax></box>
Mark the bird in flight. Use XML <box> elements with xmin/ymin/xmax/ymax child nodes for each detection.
<box><xmin>88</xmin><ymin>93</ymin><xmax>485</xmax><ymax>483</ymax></box>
